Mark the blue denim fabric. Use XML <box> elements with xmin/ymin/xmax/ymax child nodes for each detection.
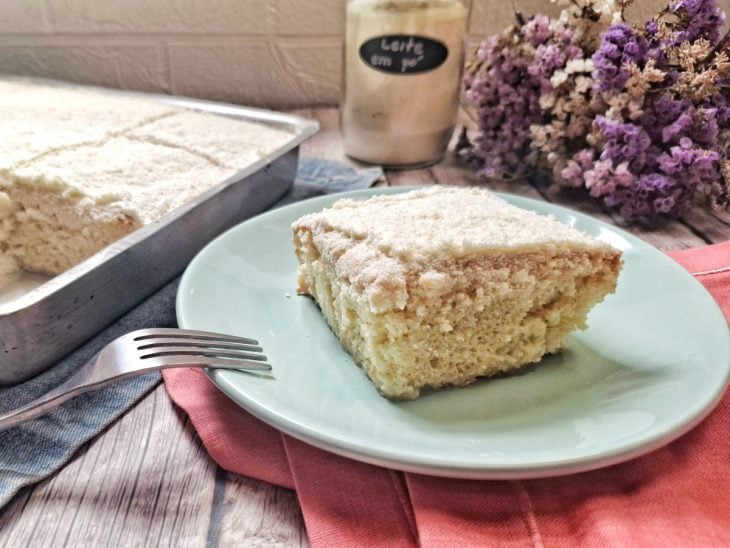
<box><xmin>276</xmin><ymin>157</ymin><xmax>383</xmax><ymax>205</ymax></box>
<box><xmin>0</xmin><ymin>158</ymin><xmax>381</xmax><ymax>508</ymax></box>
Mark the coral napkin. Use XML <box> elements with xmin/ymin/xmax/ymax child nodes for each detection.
<box><xmin>163</xmin><ymin>240</ymin><xmax>730</xmax><ymax>547</ymax></box>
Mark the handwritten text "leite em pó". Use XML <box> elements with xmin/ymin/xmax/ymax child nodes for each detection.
<box><xmin>375</xmin><ymin>37</ymin><xmax>426</xmax><ymax>72</ymax></box>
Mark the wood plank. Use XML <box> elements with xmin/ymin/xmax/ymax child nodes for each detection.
<box><xmin>0</xmin><ymin>491</ymin><xmax>31</xmax><ymax>547</ymax></box>
<box><xmin>680</xmin><ymin>206</ymin><xmax>730</xmax><ymax>246</ymax></box>
<box><xmin>0</xmin><ymin>384</ymin><xmax>308</xmax><ymax>547</ymax></box>
<box><xmin>216</xmin><ymin>473</ymin><xmax>308</xmax><ymax>547</ymax></box>
<box><xmin>386</xmin><ymin>167</ymin><xmax>436</xmax><ymax>186</ymax></box>
<box><xmin>0</xmin><ymin>386</ymin><xmax>214</xmax><ymax>547</ymax></box>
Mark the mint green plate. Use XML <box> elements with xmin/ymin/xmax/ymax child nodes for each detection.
<box><xmin>176</xmin><ymin>187</ymin><xmax>730</xmax><ymax>479</ymax></box>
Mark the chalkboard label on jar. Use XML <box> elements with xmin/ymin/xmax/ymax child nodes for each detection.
<box><xmin>359</xmin><ymin>35</ymin><xmax>448</xmax><ymax>74</ymax></box>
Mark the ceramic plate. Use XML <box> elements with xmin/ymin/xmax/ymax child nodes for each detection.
<box><xmin>176</xmin><ymin>187</ymin><xmax>730</xmax><ymax>479</ymax></box>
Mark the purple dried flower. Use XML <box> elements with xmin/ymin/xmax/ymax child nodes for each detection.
<box><xmin>661</xmin><ymin>112</ymin><xmax>693</xmax><ymax>143</ymax></box>
<box><xmin>462</xmin><ymin>11</ymin><xmax>585</xmax><ymax>179</ymax></box>
<box><xmin>462</xmin><ymin>0</ymin><xmax>729</xmax><ymax>222</ymax></box>
<box><xmin>524</xmin><ymin>14</ymin><xmax>552</xmax><ymax>46</ymax></box>
<box><xmin>560</xmin><ymin>149</ymin><xmax>596</xmax><ymax>188</ymax></box>
<box><xmin>670</xmin><ymin>0</ymin><xmax>726</xmax><ymax>45</ymax></box>
<box><xmin>592</xmin><ymin>24</ymin><xmax>648</xmax><ymax>92</ymax></box>
<box><xmin>595</xmin><ymin>117</ymin><xmax>652</xmax><ymax>169</ymax></box>
<box><xmin>587</xmin><ymin>101</ymin><xmax>723</xmax><ymax>220</ymax></box>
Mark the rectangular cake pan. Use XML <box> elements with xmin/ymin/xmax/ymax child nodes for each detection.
<box><xmin>0</xmin><ymin>86</ymin><xmax>318</xmax><ymax>385</ymax></box>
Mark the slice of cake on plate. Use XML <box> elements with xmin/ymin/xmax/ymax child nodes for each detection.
<box><xmin>292</xmin><ymin>186</ymin><xmax>622</xmax><ymax>400</ymax></box>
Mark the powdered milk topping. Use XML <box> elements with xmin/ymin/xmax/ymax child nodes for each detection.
<box><xmin>295</xmin><ymin>187</ymin><xmax>611</xmax><ymax>265</ymax></box>
<box><xmin>8</xmin><ymin>137</ymin><xmax>233</xmax><ymax>224</ymax></box>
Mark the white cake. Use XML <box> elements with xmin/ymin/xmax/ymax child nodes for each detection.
<box><xmin>0</xmin><ymin>83</ymin><xmax>176</xmax><ymax>169</ymax></box>
<box><xmin>0</xmin><ymin>192</ymin><xmax>17</xmax><ymax>277</ymax></box>
<box><xmin>5</xmin><ymin>137</ymin><xmax>233</xmax><ymax>274</ymax></box>
<box><xmin>0</xmin><ymin>78</ymin><xmax>294</xmax><ymax>276</ymax></box>
<box><xmin>292</xmin><ymin>186</ymin><xmax>623</xmax><ymax>399</ymax></box>
<box><xmin>126</xmin><ymin>110</ymin><xmax>289</xmax><ymax>169</ymax></box>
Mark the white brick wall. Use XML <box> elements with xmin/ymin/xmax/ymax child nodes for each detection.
<box><xmin>0</xmin><ymin>0</ymin><xmax>715</xmax><ymax>108</ymax></box>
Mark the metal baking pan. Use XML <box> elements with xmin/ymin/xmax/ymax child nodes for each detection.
<box><xmin>0</xmin><ymin>83</ymin><xmax>318</xmax><ymax>384</ymax></box>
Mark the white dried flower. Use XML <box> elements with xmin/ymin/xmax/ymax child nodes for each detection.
<box><xmin>565</xmin><ymin>58</ymin><xmax>594</xmax><ymax>74</ymax></box>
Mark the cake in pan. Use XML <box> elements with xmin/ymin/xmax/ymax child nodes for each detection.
<box><xmin>0</xmin><ymin>79</ymin><xmax>293</xmax><ymax>276</ymax></box>
<box><xmin>292</xmin><ymin>186</ymin><xmax>622</xmax><ymax>400</ymax></box>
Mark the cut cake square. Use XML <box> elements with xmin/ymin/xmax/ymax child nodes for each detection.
<box><xmin>292</xmin><ymin>186</ymin><xmax>622</xmax><ymax>400</ymax></box>
<box><xmin>0</xmin><ymin>78</ymin><xmax>295</xmax><ymax>278</ymax></box>
<box><xmin>2</xmin><ymin>137</ymin><xmax>232</xmax><ymax>275</ymax></box>
<box><xmin>126</xmin><ymin>110</ymin><xmax>293</xmax><ymax>169</ymax></box>
<box><xmin>0</xmin><ymin>80</ymin><xmax>177</xmax><ymax>168</ymax></box>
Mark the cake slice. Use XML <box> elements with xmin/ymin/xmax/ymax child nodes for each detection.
<box><xmin>292</xmin><ymin>186</ymin><xmax>622</xmax><ymax>400</ymax></box>
<box><xmin>1</xmin><ymin>137</ymin><xmax>233</xmax><ymax>275</ymax></box>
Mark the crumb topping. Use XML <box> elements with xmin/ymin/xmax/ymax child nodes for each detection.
<box><xmin>295</xmin><ymin>186</ymin><xmax>609</xmax><ymax>260</ymax></box>
<box><xmin>293</xmin><ymin>186</ymin><xmax>616</xmax><ymax>313</ymax></box>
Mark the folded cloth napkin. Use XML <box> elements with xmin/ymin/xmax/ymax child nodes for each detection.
<box><xmin>0</xmin><ymin>158</ymin><xmax>381</xmax><ymax>509</ymax></box>
<box><xmin>163</xmin><ymin>240</ymin><xmax>730</xmax><ymax>547</ymax></box>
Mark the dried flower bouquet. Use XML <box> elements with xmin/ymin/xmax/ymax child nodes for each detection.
<box><xmin>462</xmin><ymin>0</ymin><xmax>729</xmax><ymax>222</ymax></box>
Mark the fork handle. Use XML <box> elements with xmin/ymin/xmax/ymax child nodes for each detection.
<box><xmin>0</xmin><ymin>386</ymin><xmax>98</xmax><ymax>430</ymax></box>
<box><xmin>0</xmin><ymin>354</ymin><xmax>109</xmax><ymax>431</ymax></box>
<box><xmin>0</xmin><ymin>359</ymin><xmax>263</xmax><ymax>431</ymax></box>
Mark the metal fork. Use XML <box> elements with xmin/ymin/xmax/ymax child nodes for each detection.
<box><xmin>0</xmin><ymin>328</ymin><xmax>271</xmax><ymax>431</ymax></box>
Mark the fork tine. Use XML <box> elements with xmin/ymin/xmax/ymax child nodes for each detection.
<box><xmin>136</xmin><ymin>340</ymin><xmax>263</xmax><ymax>352</ymax></box>
<box><xmin>132</xmin><ymin>328</ymin><xmax>258</xmax><ymax>345</ymax></box>
<box><xmin>139</xmin><ymin>355</ymin><xmax>272</xmax><ymax>371</ymax></box>
<box><xmin>138</xmin><ymin>347</ymin><xmax>268</xmax><ymax>362</ymax></box>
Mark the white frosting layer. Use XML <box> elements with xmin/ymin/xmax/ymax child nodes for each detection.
<box><xmin>9</xmin><ymin>137</ymin><xmax>234</xmax><ymax>224</ymax></box>
<box><xmin>295</xmin><ymin>186</ymin><xmax>608</xmax><ymax>265</ymax></box>
<box><xmin>127</xmin><ymin>110</ymin><xmax>292</xmax><ymax>168</ymax></box>
<box><xmin>0</xmin><ymin>81</ymin><xmax>176</xmax><ymax>169</ymax></box>
<box><xmin>0</xmin><ymin>78</ymin><xmax>295</xmax><ymax>225</ymax></box>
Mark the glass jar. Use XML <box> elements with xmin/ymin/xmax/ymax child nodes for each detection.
<box><xmin>341</xmin><ymin>0</ymin><xmax>470</xmax><ymax>168</ymax></box>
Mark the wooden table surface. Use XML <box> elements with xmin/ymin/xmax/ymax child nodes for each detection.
<box><xmin>1</xmin><ymin>107</ymin><xmax>728</xmax><ymax>547</ymax></box>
